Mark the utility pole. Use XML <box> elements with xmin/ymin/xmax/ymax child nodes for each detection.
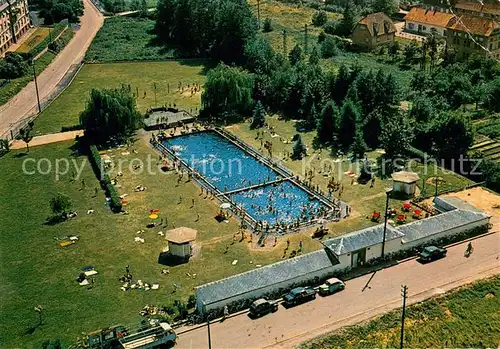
<box><xmin>32</xmin><ymin>60</ymin><xmax>41</xmax><ymax>113</ymax></box>
<box><xmin>434</xmin><ymin>177</ymin><xmax>438</xmax><ymax>198</ymax></box>
<box><xmin>381</xmin><ymin>188</ymin><xmax>392</xmax><ymax>258</ymax></box>
<box><xmin>153</xmin><ymin>82</ymin><xmax>157</xmax><ymax>107</ymax></box>
<box><xmin>257</xmin><ymin>0</ymin><xmax>261</xmax><ymax>29</ymax></box>
<box><xmin>400</xmin><ymin>285</ymin><xmax>408</xmax><ymax>349</ymax></box>
<box><xmin>304</xmin><ymin>24</ymin><xmax>308</xmax><ymax>54</ymax></box>
<box><xmin>282</xmin><ymin>30</ymin><xmax>287</xmax><ymax>57</ymax></box>
<box><xmin>207</xmin><ymin>317</ymin><xmax>212</xmax><ymax>349</ymax></box>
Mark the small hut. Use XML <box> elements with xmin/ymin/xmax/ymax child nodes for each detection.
<box><xmin>391</xmin><ymin>171</ymin><xmax>420</xmax><ymax>196</ymax></box>
<box><xmin>165</xmin><ymin>227</ymin><xmax>197</xmax><ymax>260</ymax></box>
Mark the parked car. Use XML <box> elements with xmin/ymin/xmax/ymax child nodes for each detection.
<box><xmin>318</xmin><ymin>278</ymin><xmax>345</xmax><ymax>296</ymax></box>
<box><xmin>283</xmin><ymin>286</ymin><xmax>316</xmax><ymax>306</ymax></box>
<box><xmin>418</xmin><ymin>246</ymin><xmax>447</xmax><ymax>262</ymax></box>
<box><xmin>249</xmin><ymin>298</ymin><xmax>278</xmax><ymax>318</ymax></box>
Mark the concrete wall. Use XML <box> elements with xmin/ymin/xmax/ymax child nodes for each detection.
<box><xmin>401</xmin><ymin>217</ymin><xmax>489</xmax><ymax>250</ymax></box>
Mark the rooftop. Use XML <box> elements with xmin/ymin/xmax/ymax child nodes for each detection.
<box><xmin>358</xmin><ymin>12</ymin><xmax>397</xmax><ymax>37</ymax></box>
<box><xmin>391</xmin><ymin>171</ymin><xmax>420</xmax><ymax>184</ymax></box>
<box><xmin>324</xmin><ymin>224</ymin><xmax>404</xmax><ymax>255</ymax></box>
<box><xmin>404</xmin><ymin>7</ymin><xmax>454</xmax><ymax>27</ymax></box>
<box><xmin>455</xmin><ymin>0</ymin><xmax>500</xmax><ymax>16</ymax></box>
<box><xmin>446</xmin><ymin>13</ymin><xmax>499</xmax><ymax>36</ymax></box>
<box><xmin>166</xmin><ymin>227</ymin><xmax>197</xmax><ymax>244</ymax></box>
<box><xmin>196</xmin><ymin>248</ymin><xmax>337</xmax><ymax>306</ymax></box>
<box><xmin>143</xmin><ymin>110</ymin><xmax>194</xmax><ymax>128</ymax></box>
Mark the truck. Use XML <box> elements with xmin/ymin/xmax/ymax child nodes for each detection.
<box><xmin>87</xmin><ymin>322</ymin><xmax>176</xmax><ymax>349</ymax></box>
<box><xmin>283</xmin><ymin>286</ymin><xmax>316</xmax><ymax>306</ymax></box>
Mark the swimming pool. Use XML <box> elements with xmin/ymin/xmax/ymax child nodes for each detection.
<box><xmin>161</xmin><ymin>131</ymin><xmax>331</xmax><ymax>226</ymax></box>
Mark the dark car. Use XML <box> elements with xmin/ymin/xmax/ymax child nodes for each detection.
<box><xmin>283</xmin><ymin>286</ymin><xmax>316</xmax><ymax>306</ymax></box>
<box><xmin>418</xmin><ymin>246</ymin><xmax>447</xmax><ymax>262</ymax></box>
<box><xmin>249</xmin><ymin>298</ymin><xmax>278</xmax><ymax>318</ymax></box>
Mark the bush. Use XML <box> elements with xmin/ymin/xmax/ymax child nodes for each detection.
<box><xmin>312</xmin><ymin>10</ymin><xmax>328</xmax><ymax>26</ymax></box>
<box><xmin>88</xmin><ymin>144</ymin><xmax>122</xmax><ymax>213</ymax></box>
<box><xmin>320</xmin><ymin>36</ymin><xmax>340</xmax><ymax>58</ymax></box>
<box><xmin>262</xmin><ymin>18</ymin><xmax>272</xmax><ymax>32</ymax></box>
<box><xmin>322</xmin><ymin>20</ymin><xmax>339</xmax><ymax>35</ymax></box>
<box><xmin>60</xmin><ymin>124</ymin><xmax>83</xmax><ymax>132</ymax></box>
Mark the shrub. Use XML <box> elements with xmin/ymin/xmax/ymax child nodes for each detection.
<box><xmin>322</xmin><ymin>20</ymin><xmax>339</xmax><ymax>35</ymax></box>
<box><xmin>320</xmin><ymin>36</ymin><xmax>340</xmax><ymax>58</ymax></box>
<box><xmin>60</xmin><ymin>124</ymin><xmax>83</xmax><ymax>132</ymax></box>
<box><xmin>262</xmin><ymin>18</ymin><xmax>272</xmax><ymax>32</ymax></box>
<box><xmin>312</xmin><ymin>10</ymin><xmax>328</xmax><ymax>26</ymax></box>
<box><xmin>88</xmin><ymin>144</ymin><xmax>122</xmax><ymax>213</ymax></box>
<box><xmin>187</xmin><ymin>295</ymin><xmax>196</xmax><ymax>309</ymax></box>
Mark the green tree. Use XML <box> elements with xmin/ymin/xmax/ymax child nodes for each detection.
<box><xmin>244</xmin><ymin>37</ymin><xmax>277</xmax><ymax>75</ymax></box>
<box><xmin>80</xmin><ymin>87</ymin><xmax>141</xmax><ymax>145</ymax></box>
<box><xmin>338</xmin><ymin>99</ymin><xmax>361</xmax><ymax>148</ymax></box>
<box><xmin>312</xmin><ymin>10</ymin><xmax>328</xmax><ymax>27</ymax></box>
<box><xmin>317</xmin><ymin>100</ymin><xmax>339</xmax><ymax>144</ymax></box>
<box><xmin>0</xmin><ymin>52</ymin><xmax>29</xmax><ymax>80</ymax></box>
<box><xmin>373</xmin><ymin>0</ymin><xmax>400</xmax><ymax>15</ymax></box>
<box><xmin>320</xmin><ymin>36</ymin><xmax>340</xmax><ymax>58</ymax></box>
<box><xmin>18</xmin><ymin>121</ymin><xmax>34</xmax><ymax>153</ymax></box>
<box><xmin>350</xmin><ymin>127</ymin><xmax>367</xmax><ymax>159</ymax></box>
<box><xmin>263</xmin><ymin>18</ymin><xmax>272</xmax><ymax>32</ymax></box>
<box><xmin>308</xmin><ymin>46</ymin><xmax>320</xmax><ymax>65</ymax></box>
<box><xmin>49</xmin><ymin>193</ymin><xmax>72</xmax><ymax>218</ymax></box>
<box><xmin>292</xmin><ymin>135</ymin><xmax>307</xmax><ymax>159</ymax></box>
<box><xmin>289</xmin><ymin>44</ymin><xmax>303</xmax><ymax>65</ymax></box>
<box><xmin>380</xmin><ymin>111</ymin><xmax>414</xmax><ymax>164</ymax></box>
<box><xmin>403</xmin><ymin>40</ymin><xmax>419</xmax><ymax>65</ymax></box>
<box><xmin>331</xmin><ymin>64</ymin><xmax>351</xmax><ymax>104</ymax></box>
<box><xmin>251</xmin><ymin>101</ymin><xmax>266</xmax><ymax>129</ymax></box>
<box><xmin>388</xmin><ymin>41</ymin><xmax>399</xmax><ymax>59</ymax></box>
<box><xmin>430</xmin><ymin>111</ymin><xmax>473</xmax><ymax>161</ymax></box>
<box><xmin>201</xmin><ymin>63</ymin><xmax>254</xmax><ymax>122</ymax></box>
<box><xmin>484</xmin><ymin>77</ymin><xmax>500</xmax><ymax>112</ymax></box>
<box><xmin>337</xmin><ymin>2</ymin><xmax>357</xmax><ymax>37</ymax></box>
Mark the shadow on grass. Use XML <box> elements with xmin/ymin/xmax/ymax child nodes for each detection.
<box><xmin>14</xmin><ymin>152</ymin><xmax>28</xmax><ymax>158</ymax></box>
<box><xmin>44</xmin><ymin>215</ymin><xmax>67</xmax><ymax>226</ymax></box>
<box><xmin>158</xmin><ymin>251</ymin><xmax>190</xmax><ymax>267</ymax></box>
<box><xmin>23</xmin><ymin>323</ymin><xmax>41</xmax><ymax>336</ymax></box>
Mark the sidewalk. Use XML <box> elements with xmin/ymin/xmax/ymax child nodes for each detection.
<box><xmin>10</xmin><ymin>130</ymin><xmax>83</xmax><ymax>150</ymax></box>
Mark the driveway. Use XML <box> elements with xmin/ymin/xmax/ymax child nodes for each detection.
<box><xmin>175</xmin><ymin>231</ymin><xmax>500</xmax><ymax>348</ymax></box>
<box><xmin>0</xmin><ymin>0</ymin><xmax>103</xmax><ymax>137</ymax></box>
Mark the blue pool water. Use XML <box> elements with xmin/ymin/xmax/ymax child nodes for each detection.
<box><xmin>162</xmin><ymin>132</ymin><xmax>280</xmax><ymax>192</ymax></box>
<box><xmin>231</xmin><ymin>181</ymin><xmax>325</xmax><ymax>225</ymax></box>
<box><xmin>161</xmin><ymin>131</ymin><xmax>329</xmax><ymax>225</ymax></box>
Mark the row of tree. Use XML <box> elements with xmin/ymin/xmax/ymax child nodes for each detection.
<box><xmin>155</xmin><ymin>0</ymin><xmax>257</xmax><ymax>64</ymax></box>
<box><xmin>32</xmin><ymin>0</ymin><xmax>83</xmax><ymax>24</ymax></box>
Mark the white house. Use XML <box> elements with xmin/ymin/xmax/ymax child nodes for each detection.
<box><xmin>392</xmin><ymin>171</ymin><xmax>420</xmax><ymax>196</ymax></box>
<box><xmin>404</xmin><ymin>7</ymin><xmax>454</xmax><ymax>36</ymax></box>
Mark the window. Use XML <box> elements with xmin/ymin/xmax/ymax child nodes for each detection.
<box><xmin>408</xmin><ymin>23</ymin><xmax>414</xmax><ymax>29</ymax></box>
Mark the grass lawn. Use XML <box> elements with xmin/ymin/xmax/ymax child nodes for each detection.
<box><xmin>303</xmin><ymin>276</ymin><xmax>500</xmax><ymax>348</ymax></box>
<box><xmin>0</xmin><ymin>29</ymin><xmax>75</xmax><ymax>107</ymax></box>
<box><xmin>85</xmin><ymin>16</ymin><xmax>173</xmax><ymax>63</ymax></box>
<box><xmin>33</xmin><ymin>61</ymin><xmax>207</xmax><ymax>135</ymax></box>
<box><xmin>228</xmin><ymin>115</ymin><xmax>473</xmax><ymax>233</ymax></box>
<box><xmin>0</xmin><ymin>137</ymin><xmax>323</xmax><ymax>348</ymax></box>
<box><xmin>250</xmin><ymin>0</ymin><xmax>340</xmax><ymax>55</ymax></box>
<box><xmin>16</xmin><ymin>27</ymin><xmax>51</xmax><ymax>53</ymax></box>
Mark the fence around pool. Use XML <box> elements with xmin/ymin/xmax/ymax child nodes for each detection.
<box><xmin>149</xmin><ymin>127</ymin><xmax>345</xmax><ymax>236</ymax></box>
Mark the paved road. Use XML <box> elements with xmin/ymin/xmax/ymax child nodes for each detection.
<box><xmin>9</xmin><ymin>130</ymin><xmax>84</xmax><ymax>149</ymax></box>
<box><xmin>0</xmin><ymin>0</ymin><xmax>103</xmax><ymax>137</ymax></box>
<box><xmin>176</xmin><ymin>231</ymin><xmax>500</xmax><ymax>349</ymax></box>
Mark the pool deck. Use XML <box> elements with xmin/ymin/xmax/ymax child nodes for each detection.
<box><xmin>149</xmin><ymin>125</ymin><xmax>349</xmax><ymax>235</ymax></box>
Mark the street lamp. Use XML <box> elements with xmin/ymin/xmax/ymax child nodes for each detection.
<box><xmin>381</xmin><ymin>188</ymin><xmax>393</xmax><ymax>259</ymax></box>
<box><xmin>31</xmin><ymin>59</ymin><xmax>41</xmax><ymax>113</ymax></box>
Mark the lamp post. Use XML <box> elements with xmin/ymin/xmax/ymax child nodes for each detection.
<box><xmin>381</xmin><ymin>188</ymin><xmax>392</xmax><ymax>259</ymax></box>
<box><xmin>400</xmin><ymin>285</ymin><xmax>408</xmax><ymax>349</ymax></box>
<box><xmin>32</xmin><ymin>60</ymin><xmax>41</xmax><ymax>113</ymax></box>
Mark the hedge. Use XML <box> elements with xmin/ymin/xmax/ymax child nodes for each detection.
<box><xmin>88</xmin><ymin>144</ymin><xmax>123</xmax><ymax>213</ymax></box>
<box><xmin>30</xmin><ymin>20</ymin><xmax>69</xmax><ymax>57</ymax></box>
<box><xmin>61</xmin><ymin>124</ymin><xmax>83</xmax><ymax>132</ymax></box>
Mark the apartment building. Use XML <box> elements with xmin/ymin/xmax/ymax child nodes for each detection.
<box><xmin>0</xmin><ymin>0</ymin><xmax>30</xmax><ymax>54</ymax></box>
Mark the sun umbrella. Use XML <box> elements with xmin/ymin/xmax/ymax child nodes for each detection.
<box><xmin>220</xmin><ymin>203</ymin><xmax>231</xmax><ymax>209</ymax></box>
<box><xmin>414</xmin><ymin>209</ymin><xmax>422</xmax><ymax>215</ymax></box>
<box><xmin>149</xmin><ymin>213</ymin><xmax>159</xmax><ymax>219</ymax></box>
